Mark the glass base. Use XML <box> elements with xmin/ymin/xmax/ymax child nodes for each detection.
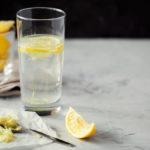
<box><xmin>24</xmin><ymin>101</ymin><xmax>61</xmax><ymax>116</ymax></box>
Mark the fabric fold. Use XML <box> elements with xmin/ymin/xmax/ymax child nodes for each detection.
<box><xmin>0</xmin><ymin>60</ymin><xmax>20</xmax><ymax>97</ymax></box>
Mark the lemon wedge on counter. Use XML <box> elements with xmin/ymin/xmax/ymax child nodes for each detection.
<box><xmin>0</xmin><ymin>20</ymin><xmax>15</xmax><ymax>33</ymax></box>
<box><xmin>65</xmin><ymin>107</ymin><xmax>96</xmax><ymax>139</ymax></box>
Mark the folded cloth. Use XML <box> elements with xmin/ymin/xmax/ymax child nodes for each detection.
<box><xmin>0</xmin><ymin>60</ymin><xmax>20</xmax><ymax>97</ymax></box>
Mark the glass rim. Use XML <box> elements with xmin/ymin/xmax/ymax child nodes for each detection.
<box><xmin>16</xmin><ymin>7</ymin><xmax>66</xmax><ymax>21</ymax></box>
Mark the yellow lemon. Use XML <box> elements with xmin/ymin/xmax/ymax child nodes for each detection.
<box><xmin>65</xmin><ymin>107</ymin><xmax>96</xmax><ymax>139</ymax></box>
<box><xmin>0</xmin><ymin>35</ymin><xmax>10</xmax><ymax>71</ymax></box>
<box><xmin>0</xmin><ymin>21</ymin><xmax>15</xmax><ymax>33</ymax></box>
<box><xmin>19</xmin><ymin>35</ymin><xmax>64</xmax><ymax>59</ymax></box>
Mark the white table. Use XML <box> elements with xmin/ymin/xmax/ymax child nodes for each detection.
<box><xmin>0</xmin><ymin>39</ymin><xmax>150</xmax><ymax>150</ymax></box>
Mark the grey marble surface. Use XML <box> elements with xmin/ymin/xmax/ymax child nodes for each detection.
<box><xmin>0</xmin><ymin>39</ymin><xmax>150</xmax><ymax>150</ymax></box>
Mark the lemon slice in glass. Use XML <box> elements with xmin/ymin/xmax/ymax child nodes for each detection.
<box><xmin>65</xmin><ymin>107</ymin><xmax>96</xmax><ymax>139</ymax></box>
<box><xmin>19</xmin><ymin>35</ymin><xmax>64</xmax><ymax>59</ymax></box>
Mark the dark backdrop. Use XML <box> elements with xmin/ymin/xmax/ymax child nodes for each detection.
<box><xmin>0</xmin><ymin>0</ymin><xmax>150</xmax><ymax>38</ymax></box>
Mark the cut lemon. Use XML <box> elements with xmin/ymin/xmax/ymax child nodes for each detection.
<box><xmin>19</xmin><ymin>35</ymin><xmax>64</xmax><ymax>59</ymax></box>
<box><xmin>65</xmin><ymin>107</ymin><xmax>96</xmax><ymax>139</ymax></box>
<box><xmin>0</xmin><ymin>35</ymin><xmax>10</xmax><ymax>71</ymax></box>
<box><xmin>0</xmin><ymin>21</ymin><xmax>15</xmax><ymax>33</ymax></box>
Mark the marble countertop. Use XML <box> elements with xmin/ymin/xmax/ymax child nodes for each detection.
<box><xmin>0</xmin><ymin>39</ymin><xmax>150</xmax><ymax>150</ymax></box>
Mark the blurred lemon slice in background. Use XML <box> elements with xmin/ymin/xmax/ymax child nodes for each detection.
<box><xmin>65</xmin><ymin>107</ymin><xmax>96</xmax><ymax>139</ymax></box>
<box><xmin>0</xmin><ymin>21</ymin><xmax>15</xmax><ymax>33</ymax></box>
<box><xmin>0</xmin><ymin>20</ymin><xmax>14</xmax><ymax>71</ymax></box>
<box><xmin>0</xmin><ymin>35</ymin><xmax>10</xmax><ymax>71</ymax></box>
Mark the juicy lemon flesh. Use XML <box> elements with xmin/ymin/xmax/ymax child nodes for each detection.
<box><xmin>0</xmin><ymin>35</ymin><xmax>10</xmax><ymax>71</ymax></box>
<box><xmin>0</xmin><ymin>20</ymin><xmax>15</xmax><ymax>33</ymax></box>
<box><xmin>65</xmin><ymin>107</ymin><xmax>96</xmax><ymax>139</ymax></box>
<box><xmin>19</xmin><ymin>35</ymin><xmax>64</xmax><ymax>59</ymax></box>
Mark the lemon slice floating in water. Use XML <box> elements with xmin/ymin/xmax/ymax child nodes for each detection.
<box><xmin>19</xmin><ymin>35</ymin><xmax>64</xmax><ymax>59</ymax></box>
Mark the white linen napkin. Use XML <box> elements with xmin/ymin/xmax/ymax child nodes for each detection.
<box><xmin>0</xmin><ymin>60</ymin><xmax>20</xmax><ymax>97</ymax></box>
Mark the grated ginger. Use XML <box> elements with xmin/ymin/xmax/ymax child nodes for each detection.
<box><xmin>0</xmin><ymin>116</ymin><xmax>22</xmax><ymax>143</ymax></box>
<box><xmin>0</xmin><ymin>126</ymin><xmax>14</xmax><ymax>143</ymax></box>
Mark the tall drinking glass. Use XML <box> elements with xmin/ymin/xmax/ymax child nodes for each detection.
<box><xmin>17</xmin><ymin>7</ymin><xmax>65</xmax><ymax>113</ymax></box>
